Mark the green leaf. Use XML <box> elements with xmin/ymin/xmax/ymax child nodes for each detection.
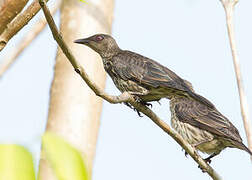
<box><xmin>42</xmin><ymin>133</ymin><xmax>89</xmax><ymax>180</ymax></box>
<box><xmin>0</xmin><ymin>144</ymin><xmax>35</xmax><ymax>180</ymax></box>
<box><xmin>79</xmin><ymin>0</ymin><xmax>87</xmax><ymax>3</ymax></box>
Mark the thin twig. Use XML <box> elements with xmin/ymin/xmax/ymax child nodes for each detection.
<box><xmin>0</xmin><ymin>0</ymin><xmax>50</xmax><ymax>52</ymax></box>
<box><xmin>0</xmin><ymin>0</ymin><xmax>61</xmax><ymax>78</ymax></box>
<box><xmin>220</xmin><ymin>0</ymin><xmax>252</xmax><ymax>157</ymax></box>
<box><xmin>38</xmin><ymin>0</ymin><xmax>222</xmax><ymax>179</ymax></box>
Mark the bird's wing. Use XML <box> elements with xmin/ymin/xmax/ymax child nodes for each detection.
<box><xmin>174</xmin><ymin>98</ymin><xmax>242</xmax><ymax>142</ymax></box>
<box><xmin>112</xmin><ymin>51</ymin><xmax>215</xmax><ymax>108</ymax></box>
<box><xmin>113</xmin><ymin>51</ymin><xmax>190</xmax><ymax>91</ymax></box>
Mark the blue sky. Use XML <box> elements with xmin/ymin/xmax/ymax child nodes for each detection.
<box><xmin>0</xmin><ymin>0</ymin><xmax>251</xmax><ymax>179</ymax></box>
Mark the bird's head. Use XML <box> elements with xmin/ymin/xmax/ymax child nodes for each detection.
<box><xmin>74</xmin><ymin>34</ymin><xmax>120</xmax><ymax>58</ymax></box>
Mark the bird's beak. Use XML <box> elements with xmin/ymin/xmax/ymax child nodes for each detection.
<box><xmin>74</xmin><ymin>38</ymin><xmax>90</xmax><ymax>45</ymax></box>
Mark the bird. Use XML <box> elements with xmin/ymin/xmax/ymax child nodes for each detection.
<box><xmin>74</xmin><ymin>34</ymin><xmax>214</xmax><ymax>111</ymax></box>
<box><xmin>169</xmin><ymin>81</ymin><xmax>252</xmax><ymax>163</ymax></box>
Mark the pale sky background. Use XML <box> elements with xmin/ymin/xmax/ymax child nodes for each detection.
<box><xmin>0</xmin><ymin>0</ymin><xmax>252</xmax><ymax>179</ymax></box>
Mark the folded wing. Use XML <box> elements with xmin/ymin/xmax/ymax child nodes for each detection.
<box><xmin>113</xmin><ymin>50</ymin><xmax>214</xmax><ymax>108</ymax></box>
<box><xmin>174</xmin><ymin>98</ymin><xmax>242</xmax><ymax>143</ymax></box>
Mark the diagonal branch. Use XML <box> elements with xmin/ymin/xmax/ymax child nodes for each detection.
<box><xmin>220</xmin><ymin>0</ymin><xmax>252</xmax><ymax>156</ymax></box>
<box><xmin>0</xmin><ymin>0</ymin><xmax>29</xmax><ymax>34</ymax></box>
<box><xmin>38</xmin><ymin>0</ymin><xmax>221</xmax><ymax>179</ymax></box>
<box><xmin>0</xmin><ymin>0</ymin><xmax>50</xmax><ymax>52</ymax></box>
<box><xmin>0</xmin><ymin>0</ymin><xmax>61</xmax><ymax>78</ymax></box>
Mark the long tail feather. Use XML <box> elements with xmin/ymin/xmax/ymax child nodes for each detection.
<box><xmin>232</xmin><ymin>141</ymin><xmax>252</xmax><ymax>156</ymax></box>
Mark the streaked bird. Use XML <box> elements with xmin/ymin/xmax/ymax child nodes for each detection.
<box><xmin>169</xmin><ymin>81</ymin><xmax>252</xmax><ymax>163</ymax></box>
<box><xmin>74</xmin><ymin>34</ymin><xmax>214</xmax><ymax>110</ymax></box>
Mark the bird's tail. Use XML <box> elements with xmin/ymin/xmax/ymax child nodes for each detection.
<box><xmin>232</xmin><ymin>141</ymin><xmax>252</xmax><ymax>156</ymax></box>
<box><xmin>187</xmin><ymin>91</ymin><xmax>215</xmax><ymax>109</ymax></box>
<box><xmin>241</xmin><ymin>144</ymin><xmax>252</xmax><ymax>156</ymax></box>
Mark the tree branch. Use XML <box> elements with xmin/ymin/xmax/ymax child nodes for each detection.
<box><xmin>0</xmin><ymin>0</ymin><xmax>29</xmax><ymax>34</ymax></box>
<box><xmin>220</xmin><ymin>0</ymin><xmax>252</xmax><ymax>157</ymax></box>
<box><xmin>38</xmin><ymin>0</ymin><xmax>221</xmax><ymax>179</ymax></box>
<box><xmin>0</xmin><ymin>0</ymin><xmax>50</xmax><ymax>52</ymax></box>
<box><xmin>0</xmin><ymin>0</ymin><xmax>60</xmax><ymax>78</ymax></box>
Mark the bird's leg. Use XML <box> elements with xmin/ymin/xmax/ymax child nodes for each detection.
<box><xmin>197</xmin><ymin>152</ymin><xmax>218</xmax><ymax>172</ymax></box>
<box><xmin>204</xmin><ymin>152</ymin><xmax>218</xmax><ymax>164</ymax></box>
<box><xmin>124</xmin><ymin>96</ymin><xmax>144</xmax><ymax>117</ymax></box>
<box><xmin>182</xmin><ymin>141</ymin><xmax>211</xmax><ymax>172</ymax></box>
<box><xmin>126</xmin><ymin>91</ymin><xmax>153</xmax><ymax>116</ymax></box>
<box><xmin>136</xmin><ymin>110</ymin><xmax>143</xmax><ymax>117</ymax></box>
<box><xmin>124</xmin><ymin>102</ymin><xmax>143</xmax><ymax>117</ymax></box>
<box><xmin>190</xmin><ymin>140</ymin><xmax>217</xmax><ymax>171</ymax></box>
<box><xmin>135</xmin><ymin>97</ymin><xmax>153</xmax><ymax>109</ymax></box>
<box><xmin>181</xmin><ymin>148</ymin><xmax>189</xmax><ymax>157</ymax></box>
<box><xmin>184</xmin><ymin>151</ymin><xmax>189</xmax><ymax>157</ymax></box>
<box><xmin>127</xmin><ymin>91</ymin><xmax>153</xmax><ymax>108</ymax></box>
<box><xmin>124</xmin><ymin>102</ymin><xmax>134</xmax><ymax>109</ymax></box>
<box><xmin>140</xmin><ymin>101</ymin><xmax>153</xmax><ymax>108</ymax></box>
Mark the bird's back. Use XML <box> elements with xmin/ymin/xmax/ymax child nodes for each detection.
<box><xmin>111</xmin><ymin>50</ymin><xmax>215</xmax><ymax>108</ymax></box>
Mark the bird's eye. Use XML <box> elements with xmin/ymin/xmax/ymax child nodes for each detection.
<box><xmin>95</xmin><ymin>35</ymin><xmax>104</xmax><ymax>42</ymax></box>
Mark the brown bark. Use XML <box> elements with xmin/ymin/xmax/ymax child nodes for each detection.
<box><xmin>0</xmin><ymin>0</ymin><xmax>50</xmax><ymax>51</ymax></box>
<box><xmin>38</xmin><ymin>0</ymin><xmax>114</xmax><ymax>179</ymax></box>
<box><xmin>0</xmin><ymin>0</ymin><xmax>61</xmax><ymax>78</ymax></box>
<box><xmin>0</xmin><ymin>0</ymin><xmax>29</xmax><ymax>35</ymax></box>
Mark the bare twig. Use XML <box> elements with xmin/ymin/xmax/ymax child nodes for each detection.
<box><xmin>220</xmin><ymin>0</ymin><xmax>252</xmax><ymax>156</ymax></box>
<box><xmin>0</xmin><ymin>0</ymin><xmax>61</xmax><ymax>78</ymax></box>
<box><xmin>0</xmin><ymin>0</ymin><xmax>50</xmax><ymax>51</ymax></box>
<box><xmin>0</xmin><ymin>0</ymin><xmax>29</xmax><ymax>34</ymax></box>
<box><xmin>38</xmin><ymin>0</ymin><xmax>221</xmax><ymax>179</ymax></box>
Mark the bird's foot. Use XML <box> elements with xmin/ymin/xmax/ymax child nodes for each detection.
<box><xmin>181</xmin><ymin>148</ymin><xmax>188</xmax><ymax>157</ymax></box>
<box><xmin>133</xmin><ymin>96</ymin><xmax>152</xmax><ymax>108</ymax></box>
<box><xmin>141</xmin><ymin>101</ymin><xmax>153</xmax><ymax>108</ymax></box>
<box><xmin>124</xmin><ymin>102</ymin><xmax>143</xmax><ymax>117</ymax></box>
<box><xmin>197</xmin><ymin>154</ymin><xmax>216</xmax><ymax>173</ymax></box>
<box><xmin>124</xmin><ymin>102</ymin><xmax>134</xmax><ymax>109</ymax></box>
<box><xmin>204</xmin><ymin>157</ymin><xmax>212</xmax><ymax>164</ymax></box>
<box><xmin>184</xmin><ymin>151</ymin><xmax>188</xmax><ymax>157</ymax></box>
<box><xmin>203</xmin><ymin>153</ymin><xmax>217</xmax><ymax>165</ymax></box>
<box><xmin>198</xmin><ymin>165</ymin><xmax>207</xmax><ymax>173</ymax></box>
<box><xmin>136</xmin><ymin>110</ymin><xmax>143</xmax><ymax>117</ymax></box>
<box><xmin>127</xmin><ymin>93</ymin><xmax>153</xmax><ymax>117</ymax></box>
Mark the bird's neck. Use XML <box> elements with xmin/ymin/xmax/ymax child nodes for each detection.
<box><xmin>100</xmin><ymin>47</ymin><xmax>121</xmax><ymax>59</ymax></box>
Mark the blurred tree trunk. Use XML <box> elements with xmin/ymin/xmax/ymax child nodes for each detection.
<box><xmin>38</xmin><ymin>0</ymin><xmax>114</xmax><ymax>179</ymax></box>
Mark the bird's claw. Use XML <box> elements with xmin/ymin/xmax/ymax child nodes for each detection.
<box><xmin>184</xmin><ymin>151</ymin><xmax>188</xmax><ymax>157</ymax></box>
<box><xmin>181</xmin><ymin>148</ymin><xmax>189</xmax><ymax>158</ymax></box>
<box><xmin>198</xmin><ymin>165</ymin><xmax>207</xmax><ymax>173</ymax></box>
<box><xmin>204</xmin><ymin>157</ymin><xmax>212</xmax><ymax>164</ymax></box>
<box><xmin>126</xmin><ymin>95</ymin><xmax>152</xmax><ymax>117</ymax></box>
<box><xmin>136</xmin><ymin>109</ymin><xmax>143</xmax><ymax>117</ymax></box>
<box><xmin>142</xmin><ymin>101</ymin><xmax>152</xmax><ymax>108</ymax></box>
<box><xmin>124</xmin><ymin>102</ymin><xmax>134</xmax><ymax>109</ymax></box>
<box><xmin>124</xmin><ymin>102</ymin><xmax>143</xmax><ymax>117</ymax></box>
<box><xmin>197</xmin><ymin>157</ymin><xmax>212</xmax><ymax>173</ymax></box>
